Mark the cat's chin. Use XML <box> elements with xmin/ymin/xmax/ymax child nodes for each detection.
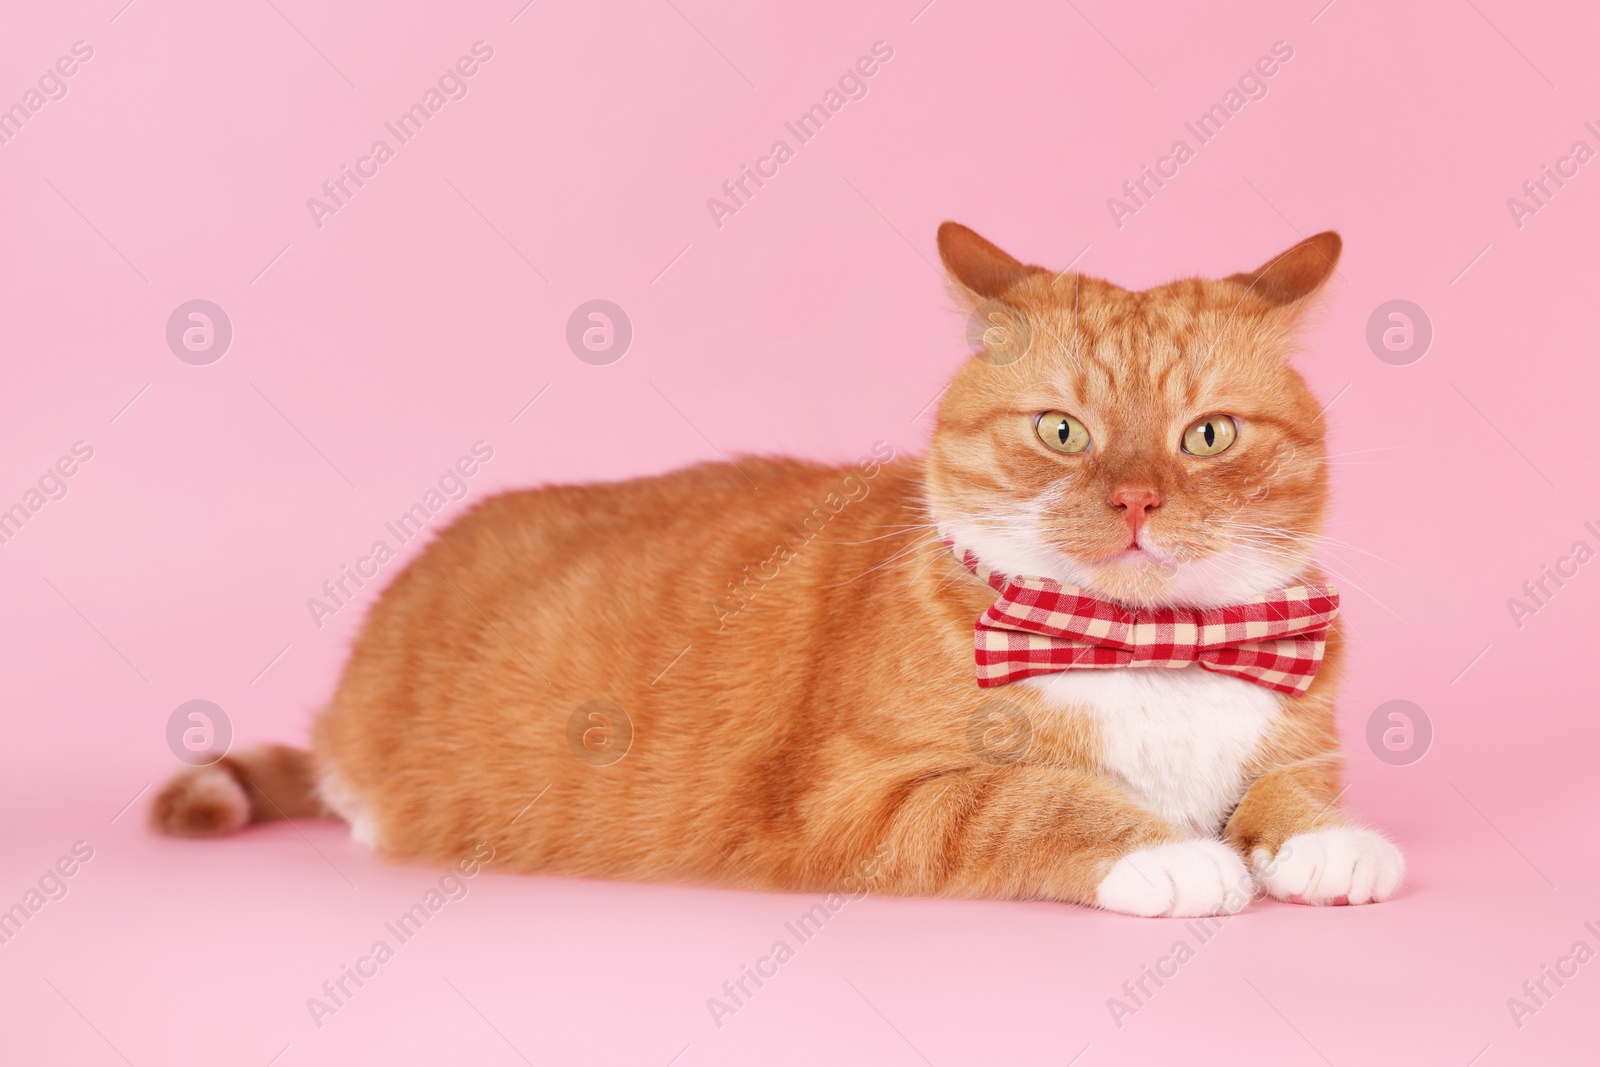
<box><xmin>1084</xmin><ymin>555</ymin><xmax>1186</xmax><ymax>607</ymax></box>
<box><xmin>940</xmin><ymin>516</ymin><xmax>1310</xmax><ymax>610</ymax></box>
<box><xmin>1081</xmin><ymin>542</ymin><xmax>1314</xmax><ymax>609</ymax></box>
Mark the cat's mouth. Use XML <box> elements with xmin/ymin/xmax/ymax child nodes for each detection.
<box><xmin>1105</xmin><ymin>533</ymin><xmax>1172</xmax><ymax>567</ymax></box>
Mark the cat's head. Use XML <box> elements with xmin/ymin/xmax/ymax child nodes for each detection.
<box><xmin>926</xmin><ymin>223</ymin><xmax>1338</xmax><ymax>609</ymax></box>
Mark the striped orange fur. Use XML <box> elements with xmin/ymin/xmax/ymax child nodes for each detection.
<box><xmin>153</xmin><ymin>223</ymin><xmax>1402</xmax><ymax>914</ymax></box>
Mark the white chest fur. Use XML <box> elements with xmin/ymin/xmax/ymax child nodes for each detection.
<box><xmin>1025</xmin><ymin>665</ymin><xmax>1283</xmax><ymax>836</ymax></box>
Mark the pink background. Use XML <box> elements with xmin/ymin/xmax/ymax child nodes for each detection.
<box><xmin>3</xmin><ymin>0</ymin><xmax>1598</xmax><ymax>1063</ymax></box>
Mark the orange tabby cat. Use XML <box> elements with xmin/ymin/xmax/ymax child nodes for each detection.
<box><xmin>152</xmin><ymin>224</ymin><xmax>1403</xmax><ymax>917</ymax></box>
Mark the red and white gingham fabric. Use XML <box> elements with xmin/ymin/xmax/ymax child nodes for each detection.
<box><xmin>950</xmin><ymin>543</ymin><xmax>1339</xmax><ymax>696</ymax></box>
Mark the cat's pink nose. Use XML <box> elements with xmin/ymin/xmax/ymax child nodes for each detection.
<box><xmin>1111</xmin><ymin>485</ymin><xmax>1161</xmax><ymax>538</ymax></box>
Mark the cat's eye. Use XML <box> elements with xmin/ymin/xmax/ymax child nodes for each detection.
<box><xmin>1036</xmin><ymin>411</ymin><xmax>1091</xmax><ymax>454</ymax></box>
<box><xmin>1181</xmin><ymin>415</ymin><xmax>1238</xmax><ymax>456</ymax></box>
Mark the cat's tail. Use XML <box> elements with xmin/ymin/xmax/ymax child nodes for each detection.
<box><xmin>150</xmin><ymin>745</ymin><xmax>332</xmax><ymax>838</ymax></box>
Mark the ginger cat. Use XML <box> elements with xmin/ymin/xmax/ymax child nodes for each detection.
<box><xmin>153</xmin><ymin>224</ymin><xmax>1403</xmax><ymax>917</ymax></box>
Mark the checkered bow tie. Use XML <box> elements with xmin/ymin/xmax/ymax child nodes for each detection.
<box><xmin>950</xmin><ymin>543</ymin><xmax>1339</xmax><ymax>696</ymax></box>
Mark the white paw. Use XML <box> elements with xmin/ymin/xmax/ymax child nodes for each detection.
<box><xmin>1095</xmin><ymin>839</ymin><xmax>1253</xmax><ymax>917</ymax></box>
<box><xmin>1252</xmin><ymin>827</ymin><xmax>1404</xmax><ymax>906</ymax></box>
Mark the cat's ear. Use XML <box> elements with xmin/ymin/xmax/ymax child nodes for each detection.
<box><xmin>1227</xmin><ymin>231</ymin><xmax>1341</xmax><ymax>309</ymax></box>
<box><xmin>937</xmin><ymin>222</ymin><xmax>1047</xmax><ymax>303</ymax></box>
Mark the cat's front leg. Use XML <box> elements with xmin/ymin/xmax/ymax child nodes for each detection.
<box><xmin>878</xmin><ymin>764</ymin><xmax>1250</xmax><ymax>917</ymax></box>
<box><xmin>1224</xmin><ymin>758</ymin><xmax>1405</xmax><ymax>906</ymax></box>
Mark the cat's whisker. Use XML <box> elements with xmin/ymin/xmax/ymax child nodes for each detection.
<box><xmin>908</xmin><ymin>535</ymin><xmax>966</xmax><ymax>578</ymax></box>
<box><xmin>1214</xmin><ymin>521</ymin><xmax>1418</xmax><ymax>577</ymax></box>
<box><xmin>814</xmin><ymin>524</ymin><xmax>940</xmax><ymax>547</ymax></box>
<box><xmin>1321</xmin><ymin>445</ymin><xmax>1421</xmax><ymax>460</ymax></box>
<box><xmin>833</xmin><ymin>533</ymin><xmax>948</xmax><ymax>587</ymax></box>
<box><xmin>1293</xmin><ymin>558</ymin><xmax>1411</xmax><ymax>626</ymax></box>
